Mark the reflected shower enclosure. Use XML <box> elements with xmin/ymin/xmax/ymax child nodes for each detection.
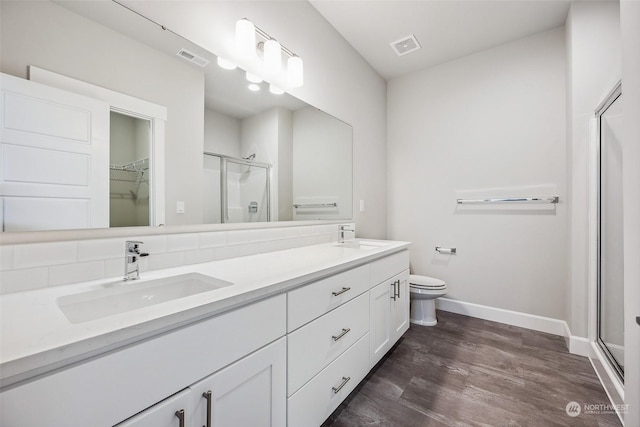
<box><xmin>203</xmin><ymin>153</ymin><xmax>271</xmax><ymax>223</ymax></box>
<box><xmin>597</xmin><ymin>82</ymin><xmax>624</xmax><ymax>381</ymax></box>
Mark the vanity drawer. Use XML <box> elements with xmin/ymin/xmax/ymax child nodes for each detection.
<box><xmin>370</xmin><ymin>250</ymin><xmax>410</xmax><ymax>285</ymax></box>
<box><xmin>288</xmin><ymin>333</ymin><xmax>370</xmax><ymax>427</ymax></box>
<box><xmin>287</xmin><ymin>264</ymin><xmax>369</xmax><ymax>332</ymax></box>
<box><xmin>287</xmin><ymin>292</ymin><xmax>369</xmax><ymax>395</ymax></box>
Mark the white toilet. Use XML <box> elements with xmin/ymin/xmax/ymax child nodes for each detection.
<box><xmin>409</xmin><ymin>274</ymin><xmax>447</xmax><ymax>326</ymax></box>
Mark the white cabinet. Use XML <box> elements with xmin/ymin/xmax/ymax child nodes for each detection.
<box><xmin>116</xmin><ymin>389</ymin><xmax>192</xmax><ymax>427</ymax></box>
<box><xmin>287</xmin><ymin>334</ymin><xmax>371</xmax><ymax>427</ymax></box>
<box><xmin>369</xmin><ymin>269</ymin><xmax>409</xmax><ymax>367</ymax></box>
<box><xmin>117</xmin><ymin>337</ymin><xmax>286</xmax><ymax>427</ymax></box>
<box><xmin>391</xmin><ymin>270</ymin><xmax>410</xmax><ymax>343</ymax></box>
<box><xmin>369</xmin><ymin>278</ymin><xmax>392</xmax><ymax>366</ymax></box>
<box><xmin>189</xmin><ymin>337</ymin><xmax>286</xmax><ymax>427</ymax></box>
<box><xmin>0</xmin><ymin>295</ymin><xmax>286</xmax><ymax>427</ymax></box>
<box><xmin>369</xmin><ymin>250</ymin><xmax>410</xmax><ymax>367</ymax></box>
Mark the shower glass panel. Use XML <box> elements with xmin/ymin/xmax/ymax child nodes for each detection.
<box><xmin>223</xmin><ymin>159</ymin><xmax>270</xmax><ymax>223</ymax></box>
<box><xmin>203</xmin><ymin>153</ymin><xmax>271</xmax><ymax>224</ymax></box>
<box><xmin>597</xmin><ymin>83</ymin><xmax>624</xmax><ymax>380</ymax></box>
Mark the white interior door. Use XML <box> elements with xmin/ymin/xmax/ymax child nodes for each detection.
<box><xmin>0</xmin><ymin>73</ymin><xmax>109</xmax><ymax>231</ymax></box>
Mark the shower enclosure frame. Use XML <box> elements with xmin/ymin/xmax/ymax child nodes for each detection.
<box><xmin>595</xmin><ymin>81</ymin><xmax>624</xmax><ymax>383</ymax></box>
<box><xmin>204</xmin><ymin>151</ymin><xmax>272</xmax><ymax>223</ymax></box>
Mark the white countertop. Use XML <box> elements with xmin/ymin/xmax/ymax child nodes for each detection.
<box><xmin>0</xmin><ymin>239</ymin><xmax>409</xmax><ymax>387</ymax></box>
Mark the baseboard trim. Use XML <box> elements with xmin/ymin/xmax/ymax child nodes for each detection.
<box><xmin>436</xmin><ymin>298</ymin><xmax>590</xmax><ymax>356</ymax></box>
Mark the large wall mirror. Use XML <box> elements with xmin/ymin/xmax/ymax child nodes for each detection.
<box><xmin>0</xmin><ymin>0</ymin><xmax>353</xmax><ymax>233</ymax></box>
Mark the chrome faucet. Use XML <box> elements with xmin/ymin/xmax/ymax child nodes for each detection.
<box><xmin>339</xmin><ymin>225</ymin><xmax>355</xmax><ymax>242</ymax></box>
<box><xmin>124</xmin><ymin>240</ymin><xmax>149</xmax><ymax>281</ymax></box>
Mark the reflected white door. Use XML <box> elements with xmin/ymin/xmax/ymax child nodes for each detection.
<box><xmin>0</xmin><ymin>73</ymin><xmax>109</xmax><ymax>231</ymax></box>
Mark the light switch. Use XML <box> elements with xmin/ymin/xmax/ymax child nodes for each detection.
<box><xmin>359</xmin><ymin>199</ymin><xmax>365</xmax><ymax>212</ymax></box>
<box><xmin>176</xmin><ymin>201</ymin><xmax>185</xmax><ymax>214</ymax></box>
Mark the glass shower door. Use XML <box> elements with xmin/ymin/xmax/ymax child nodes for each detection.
<box><xmin>597</xmin><ymin>83</ymin><xmax>624</xmax><ymax>380</ymax></box>
<box><xmin>221</xmin><ymin>158</ymin><xmax>270</xmax><ymax>223</ymax></box>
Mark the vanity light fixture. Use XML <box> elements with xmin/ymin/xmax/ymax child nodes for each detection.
<box><xmin>246</xmin><ymin>72</ymin><xmax>263</xmax><ymax>83</ymax></box>
<box><xmin>233</xmin><ymin>18</ymin><xmax>304</xmax><ymax>89</ymax></box>
<box><xmin>216</xmin><ymin>57</ymin><xmax>237</xmax><ymax>70</ymax></box>
<box><xmin>269</xmin><ymin>84</ymin><xmax>284</xmax><ymax>95</ymax></box>
<box><xmin>235</xmin><ymin>18</ymin><xmax>256</xmax><ymax>59</ymax></box>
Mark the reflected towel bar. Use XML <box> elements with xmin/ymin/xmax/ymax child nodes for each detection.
<box><xmin>456</xmin><ymin>196</ymin><xmax>559</xmax><ymax>204</ymax></box>
<box><xmin>293</xmin><ymin>203</ymin><xmax>338</xmax><ymax>209</ymax></box>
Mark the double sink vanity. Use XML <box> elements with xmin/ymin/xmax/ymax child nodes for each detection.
<box><xmin>0</xmin><ymin>238</ymin><xmax>410</xmax><ymax>427</ymax></box>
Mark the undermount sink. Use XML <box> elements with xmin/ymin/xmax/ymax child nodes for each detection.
<box><xmin>57</xmin><ymin>273</ymin><xmax>233</xmax><ymax>323</ymax></box>
<box><xmin>333</xmin><ymin>240</ymin><xmax>389</xmax><ymax>250</ymax></box>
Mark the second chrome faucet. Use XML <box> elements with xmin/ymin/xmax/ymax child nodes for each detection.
<box><xmin>124</xmin><ymin>240</ymin><xmax>149</xmax><ymax>281</ymax></box>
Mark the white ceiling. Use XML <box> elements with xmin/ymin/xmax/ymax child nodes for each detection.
<box><xmin>309</xmin><ymin>0</ymin><xmax>571</xmax><ymax>80</ymax></box>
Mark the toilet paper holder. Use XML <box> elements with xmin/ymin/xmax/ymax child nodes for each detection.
<box><xmin>435</xmin><ymin>246</ymin><xmax>456</xmax><ymax>254</ymax></box>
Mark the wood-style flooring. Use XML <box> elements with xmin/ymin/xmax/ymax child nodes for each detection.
<box><xmin>322</xmin><ymin>310</ymin><xmax>621</xmax><ymax>427</ymax></box>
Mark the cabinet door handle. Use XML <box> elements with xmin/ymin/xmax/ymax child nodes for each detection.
<box><xmin>396</xmin><ymin>280</ymin><xmax>401</xmax><ymax>299</ymax></box>
<box><xmin>175</xmin><ymin>409</ymin><xmax>185</xmax><ymax>427</ymax></box>
<box><xmin>202</xmin><ymin>390</ymin><xmax>212</xmax><ymax>427</ymax></box>
<box><xmin>332</xmin><ymin>327</ymin><xmax>351</xmax><ymax>341</ymax></box>
<box><xmin>332</xmin><ymin>287</ymin><xmax>351</xmax><ymax>296</ymax></box>
<box><xmin>332</xmin><ymin>376</ymin><xmax>351</xmax><ymax>394</ymax></box>
<box><xmin>390</xmin><ymin>282</ymin><xmax>397</xmax><ymax>301</ymax></box>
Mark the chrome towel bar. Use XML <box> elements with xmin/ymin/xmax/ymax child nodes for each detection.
<box><xmin>456</xmin><ymin>196</ymin><xmax>559</xmax><ymax>204</ymax></box>
<box><xmin>293</xmin><ymin>202</ymin><xmax>338</xmax><ymax>208</ymax></box>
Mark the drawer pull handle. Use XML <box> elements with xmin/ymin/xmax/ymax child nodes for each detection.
<box><xmin>175</xmin><ymin>409</ymin><xmax>186</xmax><ymax>427</ymax></box>
<box><xmin>202</xmin><ymin>390</ymin><xmax>212</xmax><ymax>427</ymax></box>
<box><xmin>332</xmin><ymin>376</ymin><xmax>351</xmax><ymax>394</ymax></box>
<box><xmin>332</xmin><ymin>287</ymin><xmax>351</xmax><ymax>296</ymax></box>
<box><xmin>332</xmin><ymin>328</ymin><xmax>351</xmax><ymax>341</ymax></box>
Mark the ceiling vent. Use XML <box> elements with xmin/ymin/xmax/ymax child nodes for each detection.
<box><xmin>176</xmin><ymin>48</ymin><xmax>210</xmax><ymax>67</ymax></box>
<box><xmin>390</xmin><ymin>35</ymin><xmax>421</xmax><ymax>57</ymax></box>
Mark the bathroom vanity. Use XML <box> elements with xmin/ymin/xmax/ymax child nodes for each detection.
<box><xmin>0</xmin><ymin>239</ymin><xmax>409</xmax><ymax>427</ymax></box>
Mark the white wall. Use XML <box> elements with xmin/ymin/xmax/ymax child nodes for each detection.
<box><xmin>122</xmin><ymin>0</ymin><xmax>387</xmax><ymax>238</ymax></box>
<box><xmin>621</xmin><ymin>0</ymin><xmax>640</xmax><ymax>423</ymax></box>
<box><xmin>0</xmin><ymin>1</ymin><xmax>205</xmax><ymax>227</ymax></box>
<box><xmin>204</xmin><ymin>109</ymin><xmax>241</xmax><ymax>158</ymax></box>
<box><xmin>565</xmin><ymin>1</ymin><xmax>621</xmax><ymax>338</ymax></box>
<box><xmin>241</xmin><ymin>108</ymin><xmax>280</xmax><ymax>221</ymax></box>
<box><xmin>292</xmin><ymin>107</ymin><xmax>353</xmax><ymax>221</ymax></box>
<box><xmin>277</xmin><ymin>109</ymin><xmax>294</xmax><ymax>222</ymax></box>
<box><xmin>387</xmin><ymin>28</ymin><xmax>567</xmax><ymax>320</ymax></box>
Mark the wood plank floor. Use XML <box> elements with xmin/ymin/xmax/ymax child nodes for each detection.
<box><xmin>322</xmin><ymin>310</ymin><xmax>622</xmax><ymax>427</ymax></box>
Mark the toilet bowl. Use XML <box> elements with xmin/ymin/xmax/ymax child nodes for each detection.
<box><xmin>409</xmin><ymin>274</ymin><xmax>447</xmax><ymax>326</ymax></box>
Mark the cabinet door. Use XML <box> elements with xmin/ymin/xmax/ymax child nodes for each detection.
<box><xmin>391</xmin><ymin>270</ymin><xmax>410</xmax><ymax>342</ymax></box>
<box><xmin>189</xmin><ymin>337</ymin><xmax>286</xmax><ymax>427</ymax></box>
<box><xmin>115</xmin><ymin>389</ymin><xmax>191</xmax><ymax>427</ymax></box>
<box><xmin>369</xmin><ymin>280</ymin><xmax>392</xmax><ymax>367</ymax></box>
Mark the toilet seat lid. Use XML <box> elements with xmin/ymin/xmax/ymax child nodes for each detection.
<box><xmin>409</xmin><ymin>274</ymin><xmax>446</xmax><ymax>289</ymax></box>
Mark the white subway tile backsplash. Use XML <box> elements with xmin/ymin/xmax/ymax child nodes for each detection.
<box><xmin>147</xmin><ymin>252</ymin><xmax>185</xmax><ymax>271</ymax></box>
<box><xmin>167</xmin><ymin>234</ymin><xmax>199</xmax><ymax>252</ymax></box>
<box><xmin>49</xmin><ymin>261</ymin><xmax>105</xmax><ymax>287</ymax></box>
<box><xmin>130</xmin><ymin>235</ymin><xmax>167</xmax><ymax>254</ymax></box>
<box><xmin>226</xmin><ymin>230</ymin><xmax>251</xmax><ymax>246</ymax></box>
<box><xmin>104</xmin><ymin>258</ymin><xmax>124</xmax><ymax>279</ymax></box>
<box><xmin>14</xmin><ymin>242</ymin><xmax>77</xmax><ymax>269</ymax></box>
<box><xmin>0</xmin><ymin>246</ymin><xmax>14</xmax><ymax>270</ymax></box>
<box><xmin>77</xmin><ymin>238</ymin><xmax>123</xmax><ymax>262</ymax></box>
<box><xmin>0</xmin><ymin>225</ymin><xmax>343</xmax><ymax>294</ymax></box>
<box><xmin>0</xmin><ymin>268</ymin><xmax>48</xmax><ymax>294</ymax></box>
<box><xmin>182</xmin><ymin>248</ymin><xmax>215</xmax><ymax>265</ymax></box>
<box><xmin>199</xmin><ymin>232</ymin><xmax>227</xmax><ymax>248</ymax></box>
